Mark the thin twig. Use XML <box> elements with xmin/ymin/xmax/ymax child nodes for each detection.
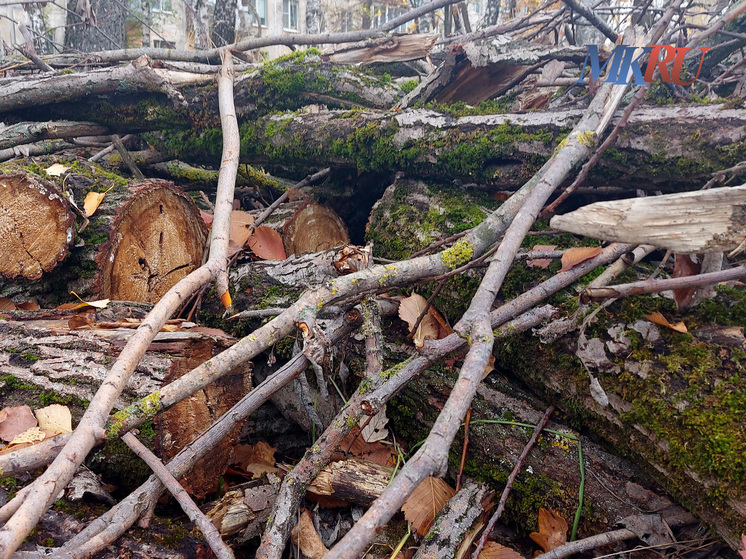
<box><xmin>122</xmin><ymin>432</ymin><xmax>235</xmax><ymax>559</ymax></box>
<box><xmin>456</xmin><ymin>408</ymin><xmax>471</xmax><ymax>492</ymax></box>
<box><xmin>472</xmin><ymin>405</ymin><xmax>555</xmax><ymax>558</ymax></box>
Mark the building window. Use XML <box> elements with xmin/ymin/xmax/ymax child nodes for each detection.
<box><xmin>246</xmin><ymin>0</ymin><xmax>266</xmax><ymax>26</ymax></box>
<box><xmin>153</xmin><ymin>39</ymin><xmax>176</xmax><ymax>48</ymax></box>
<box><xmin>151</xmin><ymin>0</ymin><xmax>172</xmax><ymax>13</ymax></box>
<box><xmin>283</xmin><ymin>0</ymin><xmax>299</xmax><ymax>30</ymax></box>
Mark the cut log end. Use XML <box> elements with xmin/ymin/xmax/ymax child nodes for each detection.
<box><xmin>98</xmin><ymin>180</ymin><xmax>207</xmax><ymax>303</ymax></box>
<box><xmin>283</xmin><ymin>202</ymin><xmax>350</xmax><ymax>256</ymax></box>
<box><xmin>0</xmin><ymin>174</ymin><xmax>75</xmax><ymax>280</ymax></box>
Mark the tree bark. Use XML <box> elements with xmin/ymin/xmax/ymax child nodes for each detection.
<box><xmin>211</xmin><ymin>0</ymin><xmax>238</xmax><ymax>46</ymax></box>
<box><xmin>65</xmin><ymin>0</ymin><xmax>126</xmax><ymax>52</ymax></box>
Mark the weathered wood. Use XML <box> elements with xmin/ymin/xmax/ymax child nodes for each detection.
<box><xmin>326</xmin><ymin>34</ymin><xmax>438</xmax><ymax>65</ymax></box>
<box><xmin>399</xmin><ymin>40</ymin><xmax>587</xmax><ymax>107</ymax></box>
<box><xmin>0</xmin><ymin>121</ymin><xmax>112</xmax><ymax>150</ymax></box>
<box><xmin>0</xmin><ymin>174</ymin><xmax>75</xmax><ymax>280</ymax></box>
<box><xmin>550</xmin><ymin>185</ymin><xmax>746</xmax><ymax>254</ymax></box>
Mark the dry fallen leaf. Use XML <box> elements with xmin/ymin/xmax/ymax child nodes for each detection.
<box><xmin>530</xmin><ymin>508</ymin><xmax>568</xmax><ymax>553</ymax></box>
<box><xmin>9</xmin><ymin>426</ymin><xmax>46</xmax><ymax>446</ymax></box>
<box><xmin>560</xmin><ymin>246</ymin><xmax>602</xmax><ymax>272</ymax></box>
<box><xmin>0</xmin><ymin>297</ymin><xmax>16</xmax><ymax>311</ymax></box>
<box><xmin>68</xmin><ymin>314</ymin><xmax>95</xmax><ymax>330</ymax></box>
<box><xmin>291</xmin><ymin>509</ymin><xmax>328</xmax><ymax>559</ymax></box>
<box><xmin>233</xmin><ymin>441</ymin><xmax>276</xmax><ymax>468</ymax></box>
<box><xmin>482</xmin><ymin>353</ymin><xmax>496</xmax><ymax>380</ymax></box>
<box><xmin>399</xmin><ymin>292</ymin><xmax>439</xmax><ymax>348</ymax></box>
<box><xmin>200</xmin><ymin>210</ymin><xmax>214</xmax><ymax>227</ymax></box>
<box><xmin>0</xmin><ymin>405</ymin><xmax>38</xmax><ymax>442</ymax></box>
<box><xmin>67</xmin><ymin>292</ymin><xmax>110</xmax><ymax>310</ymax></box>
<box><xmin>401</xmin><ymin>476</ymin><xmax>456</xmax><ymax>536</ymax></box>
<box><xmin>645</xmin><ymin>311</ymin><xmax>687</xmax><ymax>334</ymax></box>
<box><xmin>83</xmin><ymin>191</ymin><xmax>106</xmax><ymax>217</ymax></box>
<box><xmin>228</xmin><ymin>210</ymin><xmax>255</xmax><ymax>256</ymax></box>
<box><xmin>35</xmin><ymin>404</ymin><xmax>73</xmax><ymax>436</ymax></box>
<box><xmin>359</xmin><ymin>404</ymin><xmax>389</xmax><ymax>443</ymax></box>
<box><xmin>248</xmin><ymin>226</ymin><xmax>286</xmax><ymax>260</ymax></box>
<box><xmin>478</xmin><ymin>541</ymin><xmax>525</xmax><ymax>559</ymax></box>
<box><xmin>672</xmin><ymin>254</ymin><xmax>701</xmax><ymax>308</ymax></box>
<box><xmin>16</xmin><ymin>300</ymin><xmax>40</xmax><ymax>311</ymax></box>
<box><xmin>341</xmin><ymin>427</ymin><xmax>397</xmax><ymax>467</ymax></box>
<box><xmin>45</xmin><ymin>163</ymin><xmax>70</xmax><ymax>177</ymax></box>
<box><xmin>527</xmin><ymin>244</ymin><xmax>557</xmax><ymax>269</ymax></box>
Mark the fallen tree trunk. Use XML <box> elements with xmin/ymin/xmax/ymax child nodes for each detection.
<box><xmin>156</xmin><ymin>104</ymin><xmax>746</xmax><ymax>191</ymax></box>
<box><xmin>0</xmin><ymin>158</ymin><xmax>207</xmax><ymax>307</ymax></box>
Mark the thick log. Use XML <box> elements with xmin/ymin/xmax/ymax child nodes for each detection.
<box><xmin>0</xmin><ymin>174</ymin><xmax>75</xmax><ymax>280</ymax></box>
<box><xmin>550</xmin><ymin>184</ymin><xmax>746</xmax><ymax>254</ymax></box>
<box><xmin>0</xmin><ymin>157</ymin><xmax>207</xmax><ymax>307</ymax></box>
<box><xmin>326</xmin><ymin>34</ymin><xmax>438</xmax><ymax>65</ymax></box>
<box><xmin>154</xmin><ymin>104</ymin><xmax>746</xmax><ymax>191</ymax></box>
<box><xmin>491</xmin><ymin>310</ymin><xmax>746</xmax><ymax>548</ymax></box>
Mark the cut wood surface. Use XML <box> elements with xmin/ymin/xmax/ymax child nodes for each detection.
<box><xmin>98</xmin><ymin>180</ymin><xmax>207</xmax><ymax>302</ymax></box>
<box><xmin>550</xmin><ymin>185</ymin><xmax>746</xmax><ymax>253</ymax></box>
<box><xmin>0</xmin><ymin>174</ymin><xmax>75</xmax><ymax>280</ymax></box>
<box><xmin>282</xmin><ymin>202</ymin><xmax>350</xmax><ymax>255</ymax></box>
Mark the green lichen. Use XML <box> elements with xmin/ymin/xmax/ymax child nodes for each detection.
<box><xmin>576</xmin><ymin>131</ymin><xmax>596</xmax><ymax>147</ymax></box>
<box><xmin>440</xmin><ymin>239</ymin><xmax>474</xmax><ymax>270</ymax></box>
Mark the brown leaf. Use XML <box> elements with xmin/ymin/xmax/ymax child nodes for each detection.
<box><xmin>0</xmin><ymin>405</ymin><xmax>38</xmax><ymax>442</ymax></box>
<box><xmin>248</xmin><ymin>226</ymin><xmax>286</xmax><ymax>260</ymax></box>
<box><xmin>429</xmin><ymin>306</ymin><xmax>453</xmax><ymax>339</ymax></box>
<box><xmin>560</xmin><ymin>246</ymin><xmax>602</xmax><ymax>272</ymax></box>
<box><xmin>478</xmin><ymin>541</ymin><xmax>525</xmax><ymax>559</ymax></box>
<box><xmin>291</xmin><ymin>509</ymin><xmax>328</xmax><ymax>559</ymax></box>
<box><xmin>16</xmin><ymin>300</ymin><xmax>40</xmax><ymax>311</ymax></box>
<box><xmin>83</xmin><ymin>191</ymin><xmax>106</xmax><ymax>217</ymax></box>
<box><xmin>401</xmin><ymin>476</ymin><xmax>456</xmax><ymax>536</ymax></box>
<box><xmin>68</xmin><ymin>314</ymin><xmax>94</xmax><ymax>330</ymax></box>
<box><xmin>645</xmin><ymin>311</ymin><xmax>687</xmax><ymax>334</ymax></box>
<box><xmin>340</xmin><ymin>427</ymin><xmax>397</xmax><ymax>467</ymax></box>
<box><xmin>527</xmin><ymin>245</ymin><xmax>557</xmax><ymax>269</ymax></box>
<box><xmin>672</xmin><ymin>254</ymin><xmax>701</xmax><ymax>308</ymax></box>
<box><xmin>482</xmin><ymin>353</ymin><xmax>496</xmax><ymax>380</ymax></box>
<box><xmin>229</xmin><ymin>210</ymin><xmax>255</xmax><ymax>249</ymax></box>
<box><xmin>0</xmin><ymin>297</ymin><xmax>16</xmax><ymax>311</ymax></box>
<box><xmin>200</xmin><ymin>210</ymin><xmax>214</xmax><ymax>227</ymax></box>
<box><xmin>233</xmin><ymin>441</ymin><xmax>276</xmax><ymax>469</ymax></box>
<box><xmin>530</xmin><ymin>508</ymin><xmax>568</xmax><ymax>553</ymax></box>
<box><xmin>359</xmin><ymin>404</ymin><xmax>389</xmax><ymax>443</ymax></box>
<box><xmin>398</xmin><ymin>293</ymin><xmax>439</xmax><ymax>348</ymax></box>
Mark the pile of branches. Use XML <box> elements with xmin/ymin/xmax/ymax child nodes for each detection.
<box><xmin>1</xmin><ymin>1</ymin><xmax>746</xmax><ymax>559</ymax></box>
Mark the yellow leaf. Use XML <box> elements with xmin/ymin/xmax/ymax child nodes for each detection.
<box><xmin>560</xmin><ymin>246</ymin><xmax>602</xmax><ymax>272</ymax></box>
<box><xmin>398</xmin><ymin>293</ymin><xmax>439</xmax><ymax>348</ymax></box>
<box><xmin>83</xmin><ymin>191</ymin><xmax>106</xmax><ymax>217</ymax></box>
<box><xmin>530</xmin><ymin>508</ymin><xmax>567</xmax><ymax>553</ymax></box>
<box><xmin>644</xmin><ymin>311</ymin><xmax>687</xmax><ymax>333</ymax></box>
<box><xmin>401</xmin><ymin>477</ymin><xmax>455</xmax><ymax>536</ymax></box>
<box><xmin>9</xmin><ymin>426</ymin><xmax>46</xmax><ymax>445</ymax></box>
<box><xmin>69</xmin><ymin>292</ymin><xmax>109</xmax><ymax>310</ymax></box>
<box><xmin>45</xmin><ymin>163</ymin><xmax>70</xmax><ymax>177</ymax></box>
<box><xmin>35</xmin><ymin>404</ymin><xmax>72</xmax><ymax>436</ymax></box>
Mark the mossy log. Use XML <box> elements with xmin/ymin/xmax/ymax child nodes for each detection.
<box><xmin>387</xmin><ymin>364</ymin><xmax>698</xmax><ymax>544</ymax></box>
<box><xmin>0</xmin><ymin>157</ymin><xmax>207</xmax><ymax>307</ymax></box>
<box><xmin>0</xmin><ymin>52</ymin><xmax>404</xmax><ymax>130</ymax></box>
<box><xmin>156</xmin><ymin>104</ymin><xmax>746</xmax><ymax>192</ymax></box>
<box><xmin>489</xmin><ymin>292</ymin><xmax>746</xmax><ymax>548</ymax></box>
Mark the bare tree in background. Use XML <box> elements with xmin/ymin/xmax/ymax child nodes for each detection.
<box><xmin>65</xmin><ymin>0</ymin><xmax>125</xmax><ymax>51</ymax></box>
<box><xmin>211</xmin><ymin>0</ymin><xmax>238</xmax><ymax>46</ymax></box>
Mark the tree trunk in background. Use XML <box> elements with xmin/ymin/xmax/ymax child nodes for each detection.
<box><xmin>481</xmin><ymin>0</ymin><xmax>499</xmax><ymax>27</ymax></box>
<box><xmin>25</xmin><ymin>2</ymin><xmax>49</xmax><ymax>54</ymax></box>
<box><xmin>187</xmin><ymin>0</ymin><xmax>210</xmax><ymax>49</ymax></box>
<box><xmin>211</xmin><ymin>0</ymin><xmax>237</xmax><ymax>47</ymax></box>
<box><xmin>141</xmin><ymin>0</ymin><xmax>150</xmax><ymax>48</ymax></box>
<box><xmin>306</xmin><ymin>0</ymin><xmax>323</xmax><ymax>34</ymax></box>
<box><xmin>65</xmin><ymin>0</ymin><xmax>125</xmax><ymax>52</ymax></box>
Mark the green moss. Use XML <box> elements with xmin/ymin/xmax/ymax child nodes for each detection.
<box><xmin>400</xmin><ymin>80</ymin><xmax>418</xmax><ymax>94</ymax></box>
<box><xmin>441</xmin><ymin>239</ymin><xmax>474</xmax><ymax>270</ymax></box>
